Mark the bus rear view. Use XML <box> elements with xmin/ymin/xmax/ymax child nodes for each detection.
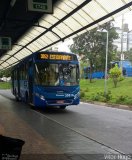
<box><xmin>11</xmin><ymin>52</ymin><xmax>80</xmax><ymax>109</ymax></box>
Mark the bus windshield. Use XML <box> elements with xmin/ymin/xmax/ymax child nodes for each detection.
<box><xmin>35</xmin><ymin>63</ymin><xmax>79</xmax><ymax>86</ymax></box>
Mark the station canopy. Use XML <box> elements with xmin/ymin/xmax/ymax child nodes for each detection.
<box><xmin>0</xmin><ymin>0</ymin><xmax>132</xmax><ymax>70</ymax></box>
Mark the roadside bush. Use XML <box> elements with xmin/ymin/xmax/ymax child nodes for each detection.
<box><xmin>92</xmin><ymin>92</ymin><xmax>101</xmax><ymax>101</ymax></box>
<box><xmin>118</xmin><ymin>76</ymin><xmax>125</xmax><ymax>82</ymax></box>
<box><xmin>80</xmin><ymin>91</ymin><xmax>85</xmax><ymax>98</ymax></box>
<box><xmin>125</xmin><ymin>97</ymin><xmax>132</xmax><ymax>105</ymax></box>
<box><xmin>115</xmin><ymin>95</ymin><xmax>132</xmax><ymax>104</ymax></box>
<box><xmin>84</xmin><ymin>88</ymin><xmax>89</xmax><ymax>92</ymax></box>
<box><xmin>116</xmin><ymin>95</ymin><xmax>127</xmax><ymax>104</ymax></box>
<box><xmin>80</xmin><ymin>78</ymin><xmax>132</xmax><ymax>106</ymax></box>
<box><xmin>104</xmin><ymin>91</ymin><xmax>112</xmax><ymax>102</ymax></box>
<box><xmin>91</xmin><ymin>90</ymin><xmax>112</xmax><ymax>102</ymax></box>
<box><xmin>109</xmin><ymin>64</ymin><xmax>122</xmax><ymax>87</ymax></box>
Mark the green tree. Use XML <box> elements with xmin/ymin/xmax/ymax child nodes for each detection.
<box><xmin>109</xmin><ymin>64</ymin><xmax>122</xmax><ymax>87</ymax></box>
<box><xmin>0</xmin><ymin>69</ymin><xmax>11</xmax><ymax>78</ymax></box>
<box><xmin>79</xmin><ymin>61</ymin><xmax>89</xmax><ymax>78</ymax></box>
<box><xmin>70</xmin><ymin>21</ymin><xmax>118</xmax><ymax>82</ymax></box>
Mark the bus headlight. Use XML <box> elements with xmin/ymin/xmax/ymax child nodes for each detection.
<box><xmin>35</xmin><ymin>93</ymin><xmax>45</xmax><ymax>100</ymax></box>
<box><xmin>40</xmin><ymin>95</ymin><xmax>45</xmax><ymax>100</ymax></box>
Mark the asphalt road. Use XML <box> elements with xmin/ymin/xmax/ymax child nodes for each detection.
<box><xmin>42</xmin><ymin>102</ymin><xmax>132</xmax><ymax>154</ymax></box>
<box><xmin>0</xmin><ymin>89</ymin><xmax>132</xmax><ymax>156</ymax></box>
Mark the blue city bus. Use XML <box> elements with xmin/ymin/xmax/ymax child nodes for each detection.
<box><xmin>11</xmin><ymin>51</ymin><xmax>80</xmax><ymax>109</ymax></box>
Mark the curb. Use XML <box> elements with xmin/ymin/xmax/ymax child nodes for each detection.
<box><xmin>81</xmin><ymin>100</ymin><xmax>132</xmax><ymax>111</ymax></box>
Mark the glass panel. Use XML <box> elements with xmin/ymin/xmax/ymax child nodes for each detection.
<box><xmin>30</xmin><ymin>41</ymin><xmax>43</xmax><ymax>49</ymax></box>
<box><xmin>27</xmin><ymin>43</ymin><xmax>39</xmax><ymax>52</ymax></box>
<box><xmin>83</xmin><ymin>1</ymin><xmax>107</xmax><ymax>20</ymax></box>
<box><xmin>58</xmin><ymin>2</ymin><xmax>73</xmax><ymax>13</ymax></box>
<box><xmin>12</xmin><ymin>45</ymin><xmax>22</xmax><ymax>51</ymax></box>
<box><xmin>71</xmin><ymin>0</ymin><xmax>85</xmax><ymax>5</ymax></box>
<box><xmin>22</xmin><ymin>36</ymin><xmax>33</xmax><ymax>42</ymax></box>
<box><xmin>1</xmin><ymin>0</ymin><xmax>131</xmax><ymax>69</ymax></box>
<box><xmin>1</xmin><ymin>55</ymin><xmax>10</xmax><ymax>61</ymax></box>
<box><xmin>64</xmin><ymin>0</ymin><xmax>77</xmax><ymax>9</ymax></box>
<box><xmin>43</xmin><ymin>15</ymin><xmax>58</xmax><ymax>25</ymax></box>
<box><xmin>21</xmin><ymin>48</ymin><xmax>33</xmax><ymax>54</ymax></box>
<box><xmin>57</xmin><ymin>23</ymin><xmax>73</xmax><ymax>35</ymax></box>
<box><xmin>7</xmin><ymin>50</ymin><xmax>16</xmax><ymax>56</ymax></box>
<box><xmin>31</xmin><ymin>29</ymin><xmax>42</xmax><ymax>36</ymax></box>
<box><xmin>36</xmin><ymin>38</ymin><xmax>48</xmax><ymax>46</ymax></box>
<box><xmin>78</xmin><ymin>9</ymin><xmax>94</xmax><ymax>23</ymax></box>
<box><xmin>72</xmin><ymin>12</ymin><xmax>89</xmax><ymax>26</ymax></box>
<box><xmin>8</xmin><ymin>57</ymin><xmax>17</xmax><ymax>63</ymax></box>
<box><xmin>98</xmin><ymin>0</ymin><xmax>123</xmax><ymax>12</ymax></box>
<box><xmin>59</xmin><ymin>63</ymin><xmax>79</xmax><ymax>86</ymax></box>
<box><xmin>2</xmin><ymin>62</ymin><xmax>9</xmax><ymax>67</ymax></box>
<box><xmin>40</xmin><ymin>34</ymin><xmax>53</xmax><ymax>44</ymax></box>
<box><xmin>64</xmin><ymin>17</ymin><xmax>82</xmax><ymax>31</ymax></box>
<box><xmin>98</xmin><ymin>17</ymin><xmax>113</xmax><ymax>26</ymax></box>
<box><xmin>26</xmin><ymin>32</ymin><xmax>36</xmax><ymax>39</ymax></box>
<box><xmin>14</xmin><ymin>55</ymin><xmax>22</xmax><ymax>59</ymax></box>
<box><xmin>52</xmin><ymin>27</ymin><xmax>65</xmax><ymax>38</ymax></box>
<box><xmin>0</xmin><ymin>60</ymin><xmax>3</xmax><ymax>63</ymax></box>
<box><xmin>53</xmin><ymin>7</ymin><xmax>67</xmax><ymax>19</ymax></box>
<box><xmin>45</xmin><ymin>31</ymin><xmax>59</xmax><ymax>41</ymax></box>
<box><xmin>0</xmin><ymin>66</ymin><xmax>3</xmax><ymax>69</ymax></box>
<box><xmin>35</xmin><ymin>63</ymin><xmax>79</xmax><ymax>86</ymax></box>
<box><xmin>19</xmin><ymin>38</ymin><xmax>29</xmax><ymax>46</ymax></box>
<box><xmin>34</xmin><ymin>26</ymin><xmax>46</xmax><ymax>33</ymax></box>
<box><xmin>39</xmin><ymin>19</ymin><xmax>51</xmax><ymax>28</ymax></box>
<box><xmin>124</xmin><ymin>0</ymin><xmax>132</xmax><ymax>3</ymax></box>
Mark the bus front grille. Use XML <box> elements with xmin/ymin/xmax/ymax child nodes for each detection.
<box><xmin>46</xmin><ymin>99</ymin><xmax>73</xmax><ymax>105</ymax></box>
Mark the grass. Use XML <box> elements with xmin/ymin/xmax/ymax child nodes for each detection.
<box><xmin>80</xmin><ymin>77</ymin><xmax>132</xmax><ymax>106</ymax></box>
<box><xmin>1</xmin><ymin>78</ymin><xmax>132</xmax><ymax>106</ymax></box>
<box><xmin>0</xmin><ymin>82</ymin><xmax>11</xmax><ymax>89</ymax></box>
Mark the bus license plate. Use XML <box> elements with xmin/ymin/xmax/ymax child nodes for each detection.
<box><xmin>57</xmin><ymin>100</ymin><xmax>64</xmax><ymax>104</ymax></box>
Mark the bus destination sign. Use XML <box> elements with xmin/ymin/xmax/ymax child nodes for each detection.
<box><xmin>39</xmin><ymin>53</ymin><xmax>72</xmax><ymax>61</ymax></box>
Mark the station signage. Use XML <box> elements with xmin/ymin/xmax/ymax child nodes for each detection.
<box><xmin>28</xmin><ymin>0</ymin><xmax>53</xmax><ymax>13</ymax></box>
<box><xmin>38</xmin><ymin>53</ymin><xmax>72</xmax><ymax>61</ymax></box>
<box><xmin>0</xmin><ymin>37</ymin><xmax>11</xmax><ymax>50</ymax></box>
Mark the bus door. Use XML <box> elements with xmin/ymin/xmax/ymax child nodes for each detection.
<box><xmin>28</xmin><ymin>60</ymin><xmax>33</xmax><ymax>103</ymax></box>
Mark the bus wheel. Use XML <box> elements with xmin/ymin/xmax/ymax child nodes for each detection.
<box><xmin>59</xmin><ymin>106</ymin><xmax>66</xmax><ymax>109</ymax></box>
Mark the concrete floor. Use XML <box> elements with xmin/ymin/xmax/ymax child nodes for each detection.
<box><xmin>0</xmin><ymin>90</ymin><xmax>132</xmax><ymax>160</ymax></box>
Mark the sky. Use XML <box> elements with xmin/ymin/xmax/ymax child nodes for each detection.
<box><xmin>114</xmin><ymin>10</ymin><xmax>132</xmax><ymax>31</ymax></box>
<box><xmin>57</xmin><ymin>10</ymin><xmax>132</xmax><ymax>52</ymax></box>
<box><xmin>57</xmin><ymin>39</ymin><xmax>73</xmax><ymax>52</ymax></box>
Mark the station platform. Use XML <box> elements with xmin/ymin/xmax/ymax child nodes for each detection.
<box><xmin>0</xmin><ymin>95</ymin><xmax>60</xmax><ymax>155</ymax></box>
<box><xmin>0</xmin><ymin>90</ymin><xmax>120</xmax><ymax>160</ymax></box>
